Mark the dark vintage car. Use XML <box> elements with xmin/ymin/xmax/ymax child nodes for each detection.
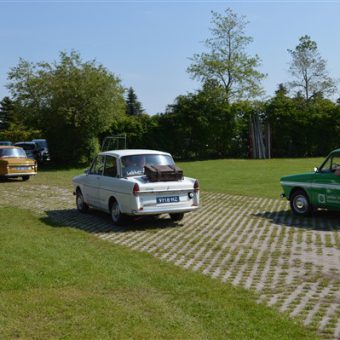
<box><xmin>0</xmin><ymin>141</ymin><xmax>12</xmax><ymax>146</ymax></box>
<box><xmin>14</xmin><ymin>142</ymin><xmax>41</xmax><ymax>161</ymax></box>
<box><xmin>32</xmin><ymin>139</ymin><xmax>50</xmax><ymax>162</ymax></box>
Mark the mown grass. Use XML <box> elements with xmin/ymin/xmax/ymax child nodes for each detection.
<box><xmin>35</xmin><ymin>157</ymin><xmax>324</xmax><ymax>198</ymax></box>
<box><xmin>179</xmin><ymin>157</ymin><xmax>324</xmax><ymax>198</ymax></box>
<box><xmin>0</xmin><ymin>207</ymin><xmax>318</xmax><ymax>339</ymax></box>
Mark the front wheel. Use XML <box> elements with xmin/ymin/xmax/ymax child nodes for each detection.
<box><xmin>110</xmin><ymin>200</ymin><xmax>128</xmax><ymax>226</ymax></box>
<box><xmin>170</xmin><ymin>213</ymin><xmax>185</xmax><ymax>221</ymax></box>
<box><xmin>290</xmin><ymin>190</ymin><xmax>312</xmax><ymax>216</ymax></box>
<box><xmin>22</xmin><ymin>175</ymin><xmax>30</xmax><ymax>181</ymax></box>
<box><xmin>76</xmin><ymin>189</ymin><xmax>89</xmax><ymax>213</ymax></box>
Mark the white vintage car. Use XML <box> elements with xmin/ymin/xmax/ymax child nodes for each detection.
<box><xmin>72</xmin><ymin>149</ymin><xmax>200</xmax><ymax>225</ymax></box>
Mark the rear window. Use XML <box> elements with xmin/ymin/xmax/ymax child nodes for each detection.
<box><xmin>121</xmin><ymin>154</ymin><xmax>174</xmax><ymax>177</ymax></box>
<box><xmin>0</xmin><ymin>148</ymin><xmax>27</xmax><ymax>158</ymax></box>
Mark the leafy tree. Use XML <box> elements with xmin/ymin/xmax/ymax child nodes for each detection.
<box><xmin>126</xmin><ymin>87</ymin><xmax>144</xmax><ymax>116</ymax></box>
<box><xmin>7</xmin><ymin>51</ymin><xmax>125</xmax><ymax>164</ymax></box>
<box><xmin>0</xmin><ymin>96</ymin><xmax>14</xmax><ymax>130</ymax></box>
<box><xmin>187</xmin><ymin>8</ymin><xmax>266</xmax><ymax>103</ymax></box>
<box><xmin>265</xmin><ymin>84</ymin><xmax>338</xmax><ymax>157</ymax></box>
<box><xmin>0</xmin><ymin>96</ymin><xmax>41</xmax><ymax>141</ymax></box>
<box><xmin>287</xmin><ymin>35</ymin><xmax>336</xmax><ymax>101</ymax></box>
<box><xmin>160</xmin><ymin>82</ymin><xmax>237</xmax><ymax>159</ymax></box>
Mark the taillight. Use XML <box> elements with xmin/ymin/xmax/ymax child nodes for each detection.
<box><xmin>194</xmin><ymin>180</ymin><xmax>200</xmax><ymax>193</ymax></box>
<box><xmin>133</xmin><ymin>183</ymin><xmax>140</xmax><ymax>196</ymax></box>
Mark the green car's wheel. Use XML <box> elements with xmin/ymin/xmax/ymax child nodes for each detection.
<box><xmin>290</xmin><ymin>190</ymin><xmax>312</xmax><ymax>216</ymax></box>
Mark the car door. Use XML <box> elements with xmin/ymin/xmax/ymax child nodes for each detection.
<box><xmin>312</xmin><ymin>152</ymin><xmax>340</xmax><ymax>209</ymax></box>
<box><xmin>99</xmin><ymin>156</ymin><xmax>121</xmax><ymax>211</ymax></box>
<box><xmin>83</xmin><ymin>155</ymin><xmax>105</xmax><ymax>207</ymax></box>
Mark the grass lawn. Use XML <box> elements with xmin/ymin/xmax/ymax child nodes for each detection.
<box><xmin>35</xmin><ymin>157</ymin><xmax>324</xmax><ymax>199</ymax></box>
<box><xmin>0</xmin><ymin>207</ymin><xmax>318</xmax><ymax>339</ymax></box>
<box><xmin>179</xmin><ymin>157</ymin><xmax>324</xmax><ymax>198</ymax></box>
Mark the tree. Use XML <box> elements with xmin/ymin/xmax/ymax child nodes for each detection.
<box><xmin>126</xmin><ymin>87</ymin><xmax>144</xmax><ymax>116</ymax></box>
<box><xmin>161</xmin><ymin>82</ymin><xmax>237</xmax><ymax>159</ymax></box>
<box><xmin>7</xmin><ymin>51</ymin><xmax>126</xmax><ymax>164</ymax></box>
<box><xmin>187</xmin><ymin>8</ymin><xmax>266</xmax><ymax>103</ymax></box>
<box><xmin>0</xmin><ymin>96</ymin><xmax>15</xmax><ymax>130</ymax></box>
<box><xmin>287</xmin><ymin>35</ymin><xmax>336</xmax><ymax>101</ymax></box>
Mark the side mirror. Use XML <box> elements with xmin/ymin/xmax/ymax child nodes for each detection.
<box><xmin>314</xmin><ymin>167</ymin><xmax>318</xmax><ymax>173</ymax></box>
<box><xmin>84</xmin><ymin>169</ymin><xmax>89</xmax><ymax>175</ymax></box>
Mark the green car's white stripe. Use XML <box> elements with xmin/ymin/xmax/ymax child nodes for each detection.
<box><xmin>280</xmin><ymin>181</ymin><xmax>340</xmax><ymax>190</ymax></box>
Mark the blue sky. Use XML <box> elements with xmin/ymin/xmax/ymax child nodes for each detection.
<box><xmin>1</xmin><ymin>1</ymin><xmax>340</xmax><ymax>114</ymax></box>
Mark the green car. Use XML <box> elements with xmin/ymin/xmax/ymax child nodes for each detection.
<box><xmin>281</xmin><ymin>149</ymin><xmax>340</xmax><ymax>216</ymax></box>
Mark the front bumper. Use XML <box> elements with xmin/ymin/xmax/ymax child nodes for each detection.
<box><xmin>2</xmin><ymin>172</ymin><xmax>37</xmax><ymax>177</ymax></box>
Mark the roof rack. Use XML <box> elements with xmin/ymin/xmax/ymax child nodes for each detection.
<box><xmin>101</xmin><ymin>134</ymin><xmax>127</xmax><ymax>152</ymax></box>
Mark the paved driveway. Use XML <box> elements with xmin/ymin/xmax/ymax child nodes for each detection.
<box><xmin>1</xmin><ymin>182</ymin><xmax>339</xmax><ymax>339</ymax></box>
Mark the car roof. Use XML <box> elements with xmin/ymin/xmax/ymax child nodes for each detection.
<box><xmin>99</xmin><ymin>149</ymin><xmax>171</xmax><ymax>158</ymax></box>
<box><xmin>15</xmin><ymin>141</ymin><xmax>36</xmax><ymax>144</ymax></box>
<box><xmin>0</xmin><ymin>146</ymin><xmax>21</xmax><ymax>149</ymax></box>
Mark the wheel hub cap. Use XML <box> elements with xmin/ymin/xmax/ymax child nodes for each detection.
<box><xmin>294</xmin><ymin>195</ymin><xmax>307</xmax><ymax>212</ymax></box>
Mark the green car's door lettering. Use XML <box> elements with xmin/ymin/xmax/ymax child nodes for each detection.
<box><xmin>313</xmin><ymin>152</ymin><xmax>340</xmax><ymax>208</ymax></box>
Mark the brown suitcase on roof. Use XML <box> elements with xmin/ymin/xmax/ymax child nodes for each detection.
<box><xmin>144</xmin><ymin>164</ymin><xmax>183</xmax><ymax>182</ymax></box>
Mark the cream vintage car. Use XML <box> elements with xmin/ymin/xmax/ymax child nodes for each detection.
<box><xmin>72</xmin><ymin>149</ymin><xmax>200</xmax><ymax>225</ymax></box>
<box><xmin>0</xmin><ymin>146</ymin><xmax>37</xmax><ymax>181</ymax></box>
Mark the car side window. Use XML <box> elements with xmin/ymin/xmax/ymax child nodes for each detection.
<box><xmin>331</xmin><ymin>154</ymin><xmax>340</xmax><ymax>172</ymax></box>
<box><xmin>103</xmin><ymin>156</ymin><xmax>117</xmax><ymax>177</ymax></box>
<box><xmin>320</xmin><ymin>154</ymin><xmax>340</xmax><ymax>173</ymax></box>
<box><xmin>320</xmin><ymin>156</ymin><xmax>332</xmax><ymax>173</ymax></box>
<box><xmin>89</xmin><ymin>155</ymin><xmax>105</xmax><ymax>175</ymax></box>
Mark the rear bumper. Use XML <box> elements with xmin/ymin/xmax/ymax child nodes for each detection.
<box><xmin>129</xmin><ymin>205</ymin><xmax>200</xmax><ymax>216</ymax></box>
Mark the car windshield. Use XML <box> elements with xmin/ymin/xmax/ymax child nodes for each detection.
<box><xmin>0</xmin><ymin>148</ymin><xmax>27</xmax><ymax>158</ymax></box>
<box><xmin>16</xmin><ymin>143</ymin><xmax>35</xmax><ymax>150</ymax></box>
<box><xmin>121</xmin><ymin>154</ymin><xmax>175</xmax><ymax>177</ymax></box>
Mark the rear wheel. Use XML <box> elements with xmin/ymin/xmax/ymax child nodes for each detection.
<box><xmin>170</xmin><ymin>213</ymin><xmax>185</xmax><ymax>221</ymax></box>
<box><xmin>290</xmin><ymin>190</ymin><xmax>312</xmax><ymax>216</ymax></box>
<box><xmin>76</xmin><ymin>189</ymin><xmax>89</xmax><ymax>213</ymax></box>
<box><xmin>110</xmin><ymin>200</ymin><xmax>128</xmax><ymax>226</ymax></box>
<box><xmin>22</xmin><ymin>175</ymin><xmax>30</xmax><ymax>181</ymax></box>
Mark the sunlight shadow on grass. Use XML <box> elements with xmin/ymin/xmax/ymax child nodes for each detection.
<box><xmin>41</xmin><ymin>208</ymin><xmax>182</xmax><ymax>234</ymax></box>
<box><xmin>254</xmin><ymin>209</ymin><xmax>340</xmax><ymax>231</ymax></box>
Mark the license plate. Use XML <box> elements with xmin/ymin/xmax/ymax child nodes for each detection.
<box><xmin>15</xmin><ymin>166</ymin><xmax>29</xmax><ymax>170</ymax></box>
<box><xmin>156</xmin><ymin>196</ymin><xmax>180</xmax><ymax>204</ymax></box>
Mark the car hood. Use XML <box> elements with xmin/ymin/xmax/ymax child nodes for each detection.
<box><xmin>0</xmin><ymin>157</ymin><xmax>35</xmax><ymax>165</ymax></box>
<box><xmin>280</xmin><ymin>172</ymin><xmax>315</xmax><ymax>183</ymax></box>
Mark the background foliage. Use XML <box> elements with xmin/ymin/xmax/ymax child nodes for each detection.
<box><xmin>1</xmin><ymin>9</ymin><xmax>339</xmax><ymax>164</ymax></box>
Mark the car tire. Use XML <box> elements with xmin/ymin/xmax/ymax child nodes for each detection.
<box><xmin>110</xmin><ymin>200</ymin><xmax>127</xmax><ymax>226</ymax></box>
<box><xmin>169</xmin><ymin>213</ymin><xmax>185</xmax><ymax>221</ymax></box>
<box><xmin>290</xmin><ymin>190</ymin><xmax>312</xmax><ymax>216</ymax></box>
<box><xmin>76</xmin><ymin>189</ymin><xmax>89</xmax><ymax>213</ymax></box>
<box><xmin>22</xmin><ymin>175</ymin><xmax>30</xmax><ymax>181</ymax></box>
